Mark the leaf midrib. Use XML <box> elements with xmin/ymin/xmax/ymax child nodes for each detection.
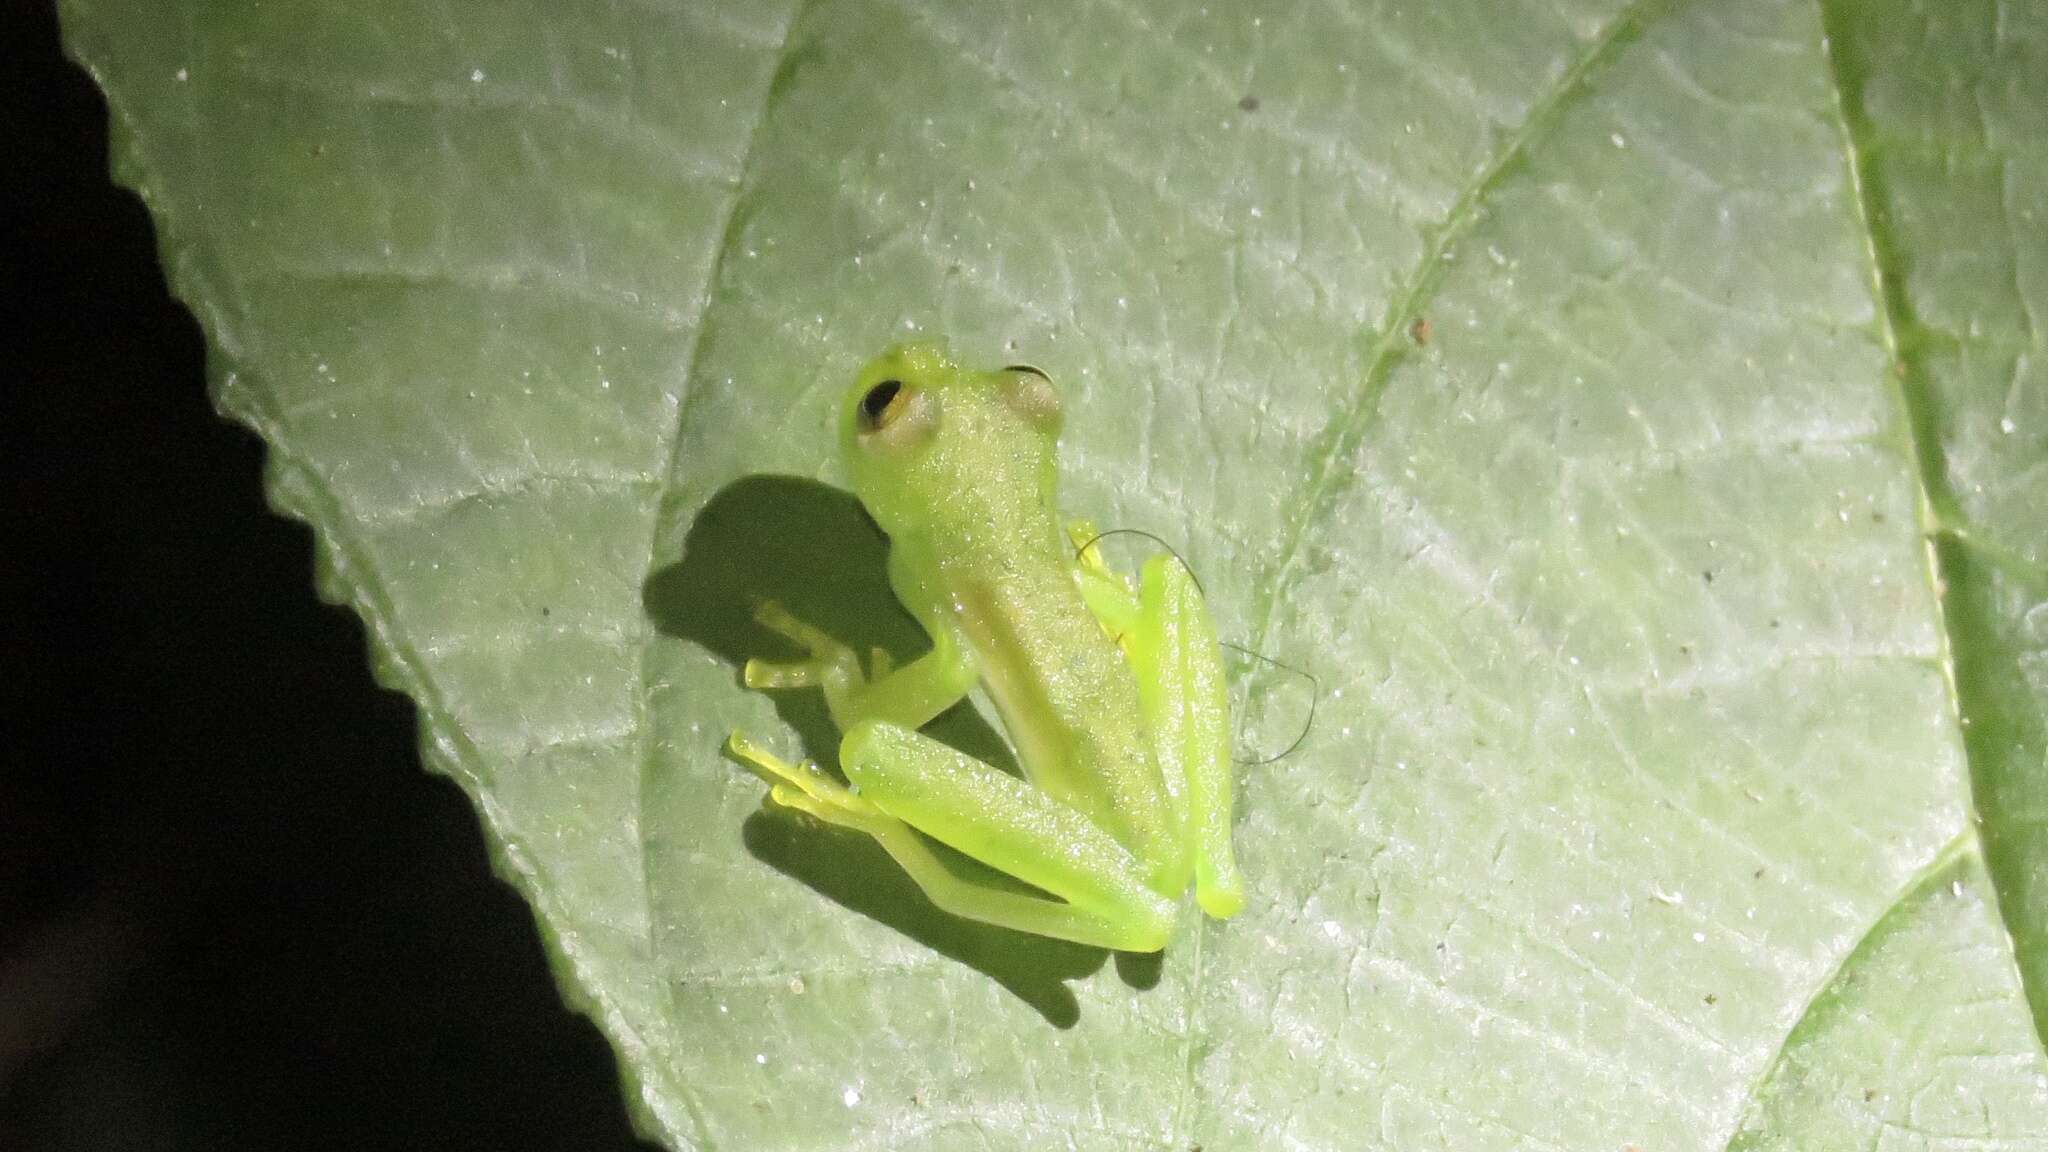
<box><xmin>1183</xmin><ymin>0</ymin><xmax>1672</xmax><ymax>1142</ymax></box>
<box><xmin>1810</xmin><ymin>0</ymin><xmax>2035</xmax><ymax>1038</ymax></box>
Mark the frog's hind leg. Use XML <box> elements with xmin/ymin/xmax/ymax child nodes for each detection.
<box><xmin>1066</xmin><ymin>528</ymin><xmax>1245</xmax><ymax>921</ymax></box>
<box><xmin>1129</xmin><ymin>555</ymin><xmax>1245</xmax><ymax>919</ymax></box>
<box><xmin>837</xmin><ymin>720</ymin><xmax>1179</xmax><ymax>952</ymax></box>
<box><xmin>731</xmin><ymin>730</ymin><xmax>1172</xmax><ymax>952</ymax></box>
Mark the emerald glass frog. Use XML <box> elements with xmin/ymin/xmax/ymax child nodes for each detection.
<box><xmin>729</xmin><ymin>342</ymin><xmax>1242</xmax><ymax>952</ymax></box>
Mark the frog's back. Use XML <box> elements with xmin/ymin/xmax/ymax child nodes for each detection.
<box><xmin>924</xmin><ymin>518</ymin><xmax>1182</xmax><ymax>878</ymax></box>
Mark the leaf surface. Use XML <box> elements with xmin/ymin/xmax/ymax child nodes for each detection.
<box><xmin>61</xmin><ymin>0</ymin><xmax>2048</xmax><ymax>1146</ymax></box>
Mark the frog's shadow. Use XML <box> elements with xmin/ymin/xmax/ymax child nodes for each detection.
<box><xmin>643</xmin><ymin>474</ymin><xmax>1164</xmax><ymax>1028</ymax></box>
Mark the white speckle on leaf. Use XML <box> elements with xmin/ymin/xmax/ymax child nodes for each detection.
<box><xmin>1610</xmin><ymin>132</ymin><xmax>1627</xmax><ymax>148</ymax></box>
<box><xmin>470</xmin><ymin>68</ymin><xmax>485</xmax><ymax>82</ymax></box>
<box><xmin>175</xmin><ymin>67</ymin><xmax>188</xmax><ymax>81</ymax></box>
<box><xmin>843</xmin><ymin>1087</ymin><xmax>862</xmax><ymax>1108</ymax></box>
<box><xmin>1322</xmin><ymin>920</ymin><xmax>1342</xmax><ymax>939</ymax></box>
<box><xmin>2002</xmin><ymin>416</ymin><xmax>2018</xmax><ymax>434</ymax></box>
<box><xmin>755</xmin><ymin>1053</ymin><xmax>767</xmax><ymax>1065</ymax></box>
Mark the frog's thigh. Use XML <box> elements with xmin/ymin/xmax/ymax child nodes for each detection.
<box><xmin>841</xmin><ymin>721</ymin><xmax>1177</xmax><ymax>951</ymax></box>
<box><xmin>1133</xmin><ymin>555</ymin><xmax>1246</xmax><ymax>919</ymax></box>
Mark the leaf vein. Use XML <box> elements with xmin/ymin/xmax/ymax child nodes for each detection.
<box><xmin>1182</xmin><ymin>0</ymin><xmax>1682</xmax><ymax>1142</ymax></box>
<box><xmin>625</xmin><ymin>2</ymin><xmax>815</xmax><ymax>1147</ymax></box>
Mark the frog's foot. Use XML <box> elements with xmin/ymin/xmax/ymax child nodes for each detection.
<box><xmin>1066</xmin><ymin>518</ymin><xmax>1113</xmax><ymax>576</ymax></box>
<box><xmin>727</xmin><ymin>731</ymin><xmax>892</xmax><ymax>837</ymax></box>
<box><xmin>743</xmin><ymin>600</ymin><xmax>866</xmax><ymax>691</ymax></box>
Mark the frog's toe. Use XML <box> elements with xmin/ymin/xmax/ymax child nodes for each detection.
<box><xmin>752</xmin><ymin>600</ymin><xmax>848</xmax><ymax>654</ymax></box>
<box><xmin>729</xmin><ymin>732</ymin><xmax>826</xmax><ymax>793</ymax></box>
<box><xmin>743</xmin><ymin>657</ymin><xmax>820</xmax><ymax>689</ymax></box>
<box><xmin>728</xmin><ymin>732</ymin><xmax>880</xmax><ymax>818</ymax></box>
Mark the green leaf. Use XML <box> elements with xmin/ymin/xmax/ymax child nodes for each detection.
<box><xmin>61</xmin><ymin>0</ymin><xmax>2048</xmax><ymax>1146</ymax></box>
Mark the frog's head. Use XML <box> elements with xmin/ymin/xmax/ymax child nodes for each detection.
<box><xmin>840</xmin><ymin>341</ymin><xmax>1064</xmax><ymax>541</ymax></box>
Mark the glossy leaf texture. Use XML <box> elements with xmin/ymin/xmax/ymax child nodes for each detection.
<box><xmin>61</xmin><ymin>0</ymin><xmax>2048</xmax><ymax>1147</ymax></box>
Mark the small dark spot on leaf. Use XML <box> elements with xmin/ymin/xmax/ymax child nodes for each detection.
<box><xmin>1769</xmin><ymin>618</ymin><xmax>1781</xmax><ymax>628</ymax></box>
<box><xmin>1704</xmin><ymin>993</ymin><xmax>1717</xmax><ymax>1005</ymax></box>
<box><xmin>1237</xmin><ymin>94</ymin><xmax>1259</xmax><ymax>112</ymax></box>
<box><xmin>1702</xmin><ymin>569</ymin><xmax>1714</xmax><ymax>584</ymax></box>
<box><xmin>1864</xmin><ymin>1088</ymin><xmax>1877</xmax><ymax>1102</ymax></box>
<box><xmin>1410</xmin><ymin>315</ymin><xmax>1433</xmax><ymax>345</ymax></box>
<box><xmin>540</xmin><ymin>606</ymin><xmax>551</xmax><ymax>617</ymax></box>
<box><xmin>1871</xmin><ymin>510</ymin><xmax>1886</xmax><ymax>523</ymax></box>
<box><xmin>1754</xmin><ymin>867</ymin><xmax>1767</xmax><ymax>880</ymax></box>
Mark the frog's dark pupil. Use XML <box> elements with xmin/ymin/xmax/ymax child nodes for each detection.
<box><xmin>862</xmin><ymin>380</ymin><xmax>902</xmax><ymax>426</ymax></box>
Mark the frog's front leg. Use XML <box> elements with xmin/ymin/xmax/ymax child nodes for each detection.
<box><xmin>744</xmin><ymin>600</ymin><xmax>975</xmax><ymax>732</ymax></box>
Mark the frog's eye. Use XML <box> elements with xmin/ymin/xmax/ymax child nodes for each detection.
<box><xmin>854</xmin><ymin>377</ymin><xmax>938</xmax><ymax>451</ymax></box>
<box><xmin>859</xmin><ymin>379</ymin><xmax>905</xmax><ymax>431</ymax></box>
<box><xmin>999</xmin><ymin>364</ymin><xmax>1062</xmax><ymax>434</ymax></box>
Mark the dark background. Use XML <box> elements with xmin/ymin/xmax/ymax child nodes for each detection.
<box><xmin>3</xmin><ymin>4</ymin><xmax>658</xmax><ymax>1148</ymax></box>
